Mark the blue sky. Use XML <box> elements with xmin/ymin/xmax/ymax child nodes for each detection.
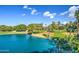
<box><xmin>0</xmin><ymin>5</ymin><xmax>78</xmax><ymax>26</ymax></box>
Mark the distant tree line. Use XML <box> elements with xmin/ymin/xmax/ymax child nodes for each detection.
<box><xmin>0</xmin><ymin>21</ymin><xmax>77</xmax><ymax>33</ymax></box>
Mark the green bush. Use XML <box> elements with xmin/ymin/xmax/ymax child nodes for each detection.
<box><xmin>43</xmin><ymin>34</ymin><xmax>48</xmax><ymax>37</ymax></box>
<box><xmin>33</xmin><ymin>30</ymin><xmax>44</xmax><ymax>34</ymax></box>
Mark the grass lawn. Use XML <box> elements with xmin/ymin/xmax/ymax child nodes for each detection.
<box><xmin>0</xmin><ymin>31</ymin><xmax>27</xmax><ymax>35</ymax></box>
<box><xmin>0</xmin><ymin>30</ymin><xmax>76</xmax><ymax>39</ymax></box>
<box><xmin>52</xmin><ymin>30</ymin><xmax>66</xmax><ymax>38</ymax></box>
<box><xmin>32</xmin><ymin>30</ymin><xmax>67</xmax><ymax>38</ymax></box>
<box><xmin>52</xmin><ymin>30</ymin><xmax>76</xmax><ymax>38</ymax></box>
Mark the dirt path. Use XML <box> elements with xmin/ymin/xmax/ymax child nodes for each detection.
<box><xmin>32</xmin><ymin>32</ymin><xmax>54</xmax><ymax>38</ymax></box>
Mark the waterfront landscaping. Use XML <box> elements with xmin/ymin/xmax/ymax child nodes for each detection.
<box><xmin>0</xmin><ymin>5</ymin><xmax>79</xmax><ymax>53</ymax></box>
<box><xmin>0</xmin><ymin>23</ymin><xmax>78</xmax><ymax>53</ymax></box>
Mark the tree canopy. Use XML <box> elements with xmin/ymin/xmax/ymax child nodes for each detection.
<box><xmin>14</xmin><ymin>24</ymin><xmax>27</xmax><ymax>32</ymax></box>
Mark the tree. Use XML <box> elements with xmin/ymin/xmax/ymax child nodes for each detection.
<box><xmin>27</xmin><ymin>24</ymin><xmax>43</xmax><ymax>33</ymax></box>
<box><xmin>7</xmin><ymin>26</ymin><xmax>13</xmax><ymax>31</ymax></box>
<box><xmin>0</xmin><ymin>25</ymin><xmax>7</xmax><ymax>31</ymax></box>
<box><xmin>0</xmin><ymin>25</ymin><xmax>13</xmax><ymax>31</ymax></box>
<box><xmin>57</xmin><ymin>21</ymin><xmax>61</xmax><ymax>30</ymax></box>
<box><xmin>66</xmin><ymin>21</ymin><xmax>77</xmax><ymax>33</ymax></box>
<box><xmin>75</xmin><ymin>9</ymin><xmax>79</xmax><ymax>38</ymax></box>
<box><xmin>48</xmin><ymin>21</ymin><xmax>61</xmax><ymax>32</ymax></box>
<box><xmin>15</xmin><ymin>24</ymin><xmax>27</xmax><ymax>32</ymax></box>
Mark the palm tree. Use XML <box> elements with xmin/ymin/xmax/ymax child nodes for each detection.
<box><xmin>75</xmin><ymin>9</ymin><xmax>79</xmax><ymax>39</ymax></box>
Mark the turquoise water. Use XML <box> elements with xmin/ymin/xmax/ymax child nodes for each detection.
<box><xmin>0</xmin><ymin>34</ymin><xmax>57</xmax><ymax>53</ymax></box>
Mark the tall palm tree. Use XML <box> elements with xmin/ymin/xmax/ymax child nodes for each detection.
<box><xmin>75</xmin><ymin>9</ymin><xmax>79</xmax><ymax>38</ymax></box>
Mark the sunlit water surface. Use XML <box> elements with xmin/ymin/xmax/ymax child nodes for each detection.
<box><xmin>0</xmin><ymin>34</ymin><xmax>60</xmax><ymax>53</ymax></box>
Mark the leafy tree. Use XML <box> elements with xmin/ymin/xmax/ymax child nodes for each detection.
<box><xmin>7</xmin><ymin>26</ymin><xmax>13</xmax><ymax>31</ymax></box>
<box><xmin>48</xmin><ymin>21</ymin><xmax>62</xmax><ymax>32</ymax></box>
<box><xmin>0</xmin><ymin>25</ymin><xmax>7</xmax><ymax>31</ymax></box>
<box><xmin>0</xmin><ymin>25</ymin><xmax>13</xmax><ymax>31</ymax></box>
<box><xmin>15</xmin><ymin>24</ymin><xmax>27</xmax><ymax>32</ymax></box>
<box><xmin>66</xmin><ymin>21</ymin><xmax>77</xmax><ymax>32</ymax></box>
<box><xmin>27</xmin><ymin>24</ymin><xmax>43</xmax><ymax>33</ymax></box>
<box><xmin>75</xmin><ymin>9</ymin><xmax>79</xmax><ymax>37</ymax></box>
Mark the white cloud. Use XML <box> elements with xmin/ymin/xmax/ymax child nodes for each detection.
<box><xmin>23</xmin><ymin>5</ymin><xmax>39</xmax><ymax>15</ymax></box>
<box><xmin>31</xmin><ymin>9</ymin><xmax>37</xmax><ymax>15</ymax></box>
<box><xmin>60</xmin><ymin>6</ymin><xmax>79</xmax><ymax>18</ymax></box>
<box><xmin>28</xmin><ymin>7</ymin><xmax>32</xmax><ymax>10</ymax></box>
<box><xmin>43</xmin><ymin>11</ymin><xmax>50</xmax><ymax>16</ymax></box>
<box><xmin>69</xmin><ymin>6</ymin><xmax>77</xmax><ymax>12</ymax></box>
<box><xmin>60</xmin><ymin>11</ymin><xmax>68</xmax><ymax>15</ymax></box>
<box><xmin>68</xmin><ymin>6</ymin><xmax>78</xmax><ymax>18</ymax></box>
<box><xmin>43</xmin><ymin>11</ymin><xmax>56</xmax><ymax>19</ymax></box>
<box><xmin>23</xmin><ymin>5</ymin><xmax>32</xmax><ymax>10</ymax></box>
<box><xmin>23</xmin><ymin>5</ymin><xmax>28</xmax><ymax>9</ymax></box>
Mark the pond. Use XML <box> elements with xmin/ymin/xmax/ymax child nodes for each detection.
<box><xmin>0</xmin><ymin>34</ymin><xmax>58</xmax><ymax>53</ymax></box>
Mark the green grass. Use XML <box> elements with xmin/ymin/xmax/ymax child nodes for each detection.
<box><xmin>0</xmin><ymin>30</ymin><xmax>75</xmax><ymax>39</ymax></box>
<box><xmin>53</xmin><ymin>30</ymin><xmax>66</xmax><ymax>38</ymax></box>
<box><xmin>0</xmin><ymin>32</ymin><xmax>27</xmax><ymax>35</ymax></box>
<box><xmin>0</xmin><ymin>30</ymin><xmax>67</xmax><ymax>39</ymax></box>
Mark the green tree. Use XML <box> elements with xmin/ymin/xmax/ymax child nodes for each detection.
<box><xmin>27</xmin><ymin>24</ymin><xmax>43</xmax><ymax>33</ymax></box>
<box><xmin>0</xmin><ymin>25</ymin><xmax>7</xmax><ymax>31</ymax></box>
<box><xmin>48</xmin><ymin>21</ymin><xmax>60</xmax><ymax>31</ymax></box>
<box><xmin>75</xmin><ymin>9</ymin><xmax>79</xmax><ymax>37</ymax></box>
<box><xmin>7</xmin><ymin>26</ymin><xmax>13</xmax><ymax>31</ymax></box>
<box><xmin>66</xmin><ymin>21</ymin><xmax>77</xmax><ymax>33</ymax></box>
<box><xmin>15</xmin><ymin>24</ymin><xmax>27</xmax><ymax>32</ymax></box>
<box><xmin>0</xmin><ymin>25</ymin><xmax>13</xmax><ymax>31</ymax></box>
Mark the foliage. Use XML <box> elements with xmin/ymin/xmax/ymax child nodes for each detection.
<box><xmin>66</xmin><ymin>21</ymin><xmax>77</xmax><ymax>32</ymax></box>
<box><xmin>27</xmin><ymin>24</ymin><xmax>43</xmax><ymax>33</ymax></box>
<box><xmin>43</xmin><ymin>34</ymin><xmax>47</xmax><ymax>37</ymax></box>
<box><xmin>75</xmin><ymin>10</ymin><xmax>79</xmax><ymax>22</ymax></box>
<box><xmin>75</xmin><ymin>9</ymin><xmax>79</xmax><ymax>36</ymax></box>
<box><xmin>0</xmin><ymin>25</ymin><xmax>13</xmax><ymax>31</ymax></box>
<box><xmin>14</xmin><ymin>24</ymin><xmax>27</xmax><ymax>32</ymax></box>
